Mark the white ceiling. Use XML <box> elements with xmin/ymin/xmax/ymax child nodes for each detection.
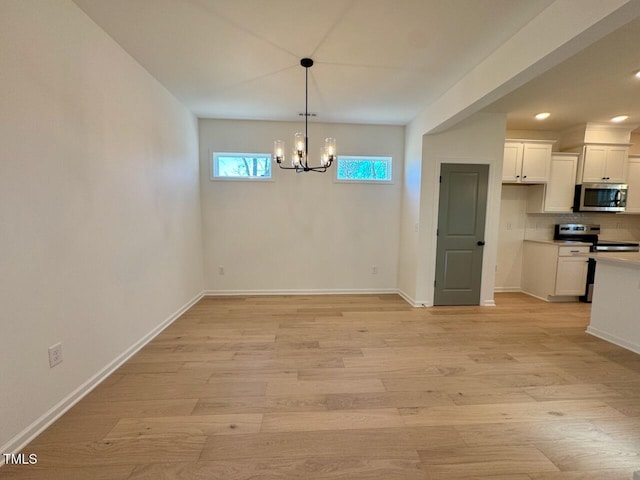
<box><xmin>73</xmin><ymin>0</ymin><xmax>555</xmax><ymax>125</ymax></box>
<box><xmin>484</xmin><ymin>15</ymin><xmax>640</xmax><ymax>133</ymax></box>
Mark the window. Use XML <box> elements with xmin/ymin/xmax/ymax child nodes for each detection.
<box><xmin>336</xmin><ymin>155</ymin><xmax>392</xmax><ymax>182</ymax></box>
<box><xmin>212</xmin><ymin>152</ymin><xmax>272</xmax><ymax>179</ymax></box>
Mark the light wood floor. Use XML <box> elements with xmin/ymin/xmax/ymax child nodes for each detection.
<box><xmin>3</xmin><ymin>293</ymin><xmax>640</xmax><ymax>479</ymax></box>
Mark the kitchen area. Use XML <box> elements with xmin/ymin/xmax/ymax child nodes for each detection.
<box><xmin>496</xmin><ymin>122</ymin><xmax>640</xmax><ymax>354</ymax></box>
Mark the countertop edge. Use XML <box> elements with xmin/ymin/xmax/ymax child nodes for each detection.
<box><xmin>588</xmin><ymin>252</ymin><xmax>640</xmax><ymax>266</ymax></box>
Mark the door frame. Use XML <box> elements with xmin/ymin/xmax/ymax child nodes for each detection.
<box><xmin>425</xmin><ymin>156</ymin><xmax>499</xmax><ymax>307</ymax></box>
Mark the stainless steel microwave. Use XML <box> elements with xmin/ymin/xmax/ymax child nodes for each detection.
<box><xmin>573</xmin><ymin>183</ymin><xmax>628</xmax><ymax>212</ymax></box>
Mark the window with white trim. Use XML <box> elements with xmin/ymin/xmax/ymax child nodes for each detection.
<box><xmin>335</xmin><ymin>155</ymin><xmax>392</xmax><ymax>182</ymax></box>
<box><xmin>212</xmin><ymin>152</ymin><xmax>272</xmax><ymax>179</ymax></box>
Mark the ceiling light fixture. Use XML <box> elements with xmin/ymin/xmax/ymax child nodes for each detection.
<box><xmin>273</xmin><ymin>58</ymin><xmax>336</xmax><ymax>173</ymax></box>
<box><xmin>611</xmin><ymin>115</ymin><xmax>629</xmax><ymax>123</ymax></box>
<box><xmin>635</xmin><ymin>70</ymin><xmax>640</xmax><ymax>79</ymax></box>
<box><xmin>535</xmin><ymin>112</ymin><xmax>551</xmax><ymax>120</ymax></box>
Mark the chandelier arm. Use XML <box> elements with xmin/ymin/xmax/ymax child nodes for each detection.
<box><xmin>277</xmin><ymin>164</ymin><xmax>302</xmax><ymax>170</ymax></box>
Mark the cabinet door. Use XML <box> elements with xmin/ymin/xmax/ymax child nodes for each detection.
<box><xmin>544</xmin><ymin>154</ymin><xmax>577</xmax><ymax>212</ymax></box>
<box><xmin>502</xmin><ymin>142</ymin><xmax>523</xmax><ymax>182</ymax></box>
<box><xmin>582</xmin><ymin>145</ymin><xmax>607</xmax><ymax>183</ymax></box>
<box><xmin>521</xmin><ymin>143</ymin><xmax>551</xmax><ymax>182</ymax></box>
<box><xmin>604</xmin><ymin>146</ymin><xmax>628</xmax><ymax>182</ymax></box>
<box><xmin>555</xmin><ymin>256</ymin><xmax>589</xmax><ymax>295</ymax></box>
<box><xmin>625</xmin><ymin>157</ymin><xmax>640</xmax><ymax>213</ymax></box>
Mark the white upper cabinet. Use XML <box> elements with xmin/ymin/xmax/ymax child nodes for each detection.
<box><xmin>502</xmin><ymin>142</ymin><xmax>524</xmax><ymax>182</ymax></box>
<box><xmin>527</xmin><ymin>153</ymin><xmax>578</xmax><ymax>213</ymax></box>
<box><xmin>580</xmin><ymin>144</ymin><xmax>628</xmax><ymax>183</ymax></box>
<box><xmin>502</xmin><ymin>140</ymin><xmax>553</xmax><ymax>183</ymax></box>
<box><xmin>625</xmin><ymin>155</ymin><xmax>640</xmax><ymax>213</ymax></box>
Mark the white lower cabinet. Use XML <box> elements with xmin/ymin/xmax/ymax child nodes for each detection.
<box><xmin>522</xmin><ymin>241</ymin><xmax>590</xmax><ymax>300</ymax></box>
<box><xmin>555</xmin><ymin>254</ymin><xmax>590</xmax><ymax>295</ymax></box>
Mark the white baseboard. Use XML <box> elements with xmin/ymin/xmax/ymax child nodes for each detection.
<box><xmin>586</xmin><ymin>326</ymin><xmax>640</xmax><ymax>355</ymax></box>
<box><xmin>204</xmin><ymin>288</ymin><xmax>398</xmax><ymax>296</ymax></box>
<box><xmin>0</xmin><ymin>291</ymin><xmax>205</xmax><ymax>464</ymax></box>
<box><xmin>520</xmin><ymin>291</ymin><xmax>549</xmax><ymax>302</ymax></box>
<box><xmin>494</xmin><ymin>287</ymin><xmax>522</xmax><ymax>293</ymax></box>
<box><xmin>483</xmin><ymin>300</ymin><xmax>497</xmax><ymax>306</ymax></box>
<box><xmin>205</xmin><ymin>288</ymin><xmax>435</xmax><ymax>307</ymax></box>
<box><xmin>397</xmin><ymin>289</ymin><xmax>431</xmax><ymax>307</ymax></box>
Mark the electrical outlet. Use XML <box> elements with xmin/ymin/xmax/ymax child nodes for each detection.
<box><xmin>48</xmin><ymin>343</ymin><xmax>63</xmax><ymax>368</ymax></box>
<box><xmin>506</xmin><ymin>222</ymin><xmax>512</xmax><ymax>230</ymax></box>
<box><xmin>414</xmin><ymin>223</ymin><xmax>419</xmax><ymax>233</ymax></box>
<box><xmin>371</xmin><ymin>265</ymin><xmax>378</xmax><ymax>274</ymax></box>
<box><xmin>218</xmin><ymin>266</ymin><xmax>224</xmax><ymax>275</ymax></box>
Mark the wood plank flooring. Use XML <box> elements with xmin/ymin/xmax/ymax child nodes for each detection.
<box><xmin>3</xmin><ymin>293</ymin><xmax>640</xmax><ymax>479</ymax></box>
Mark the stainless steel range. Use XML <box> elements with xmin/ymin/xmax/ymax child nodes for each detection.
<box><xmin>554</xmin><ymin>223</ymin><xmax>639</xmax><ymax>302</ymax></box>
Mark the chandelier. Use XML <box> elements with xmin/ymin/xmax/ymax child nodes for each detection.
<box><xmin>274</xmin><ymin>58</ymin><xmax>336</xmax><ymax>173</ymax></box>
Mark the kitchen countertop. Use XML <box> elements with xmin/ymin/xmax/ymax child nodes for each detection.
<box><xmin>588</xmin><ymin>251</ymin><xmax>640</xmax><ymax>266</ymax></box>
<box><xmin>523</xmin><ymin>239</ymin><xmax>592</xmax><ymax>247</ymax></box>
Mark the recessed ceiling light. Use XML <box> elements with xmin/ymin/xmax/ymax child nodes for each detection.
<box><xmin>535</xmin><ymin>112</ymin><xmax>551</xmax><ymax>120</ymax></box>
<box><xmin>611</xmin><ymin>115</ymin><xmax>629</xmax><ymax>123</ymax></box>
<box><xmin>635</xmin><ymin>70</ymin><xmax>640</xmax><ymax>79</ymax></box>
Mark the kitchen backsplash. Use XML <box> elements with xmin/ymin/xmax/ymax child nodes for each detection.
<box><xmin>524</xmin><ymin>213</ymin><xmax>640</xmax><ymax>241</ymax></box>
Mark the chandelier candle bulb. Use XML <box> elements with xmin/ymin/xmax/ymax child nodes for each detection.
<box><xmin>295</xmin><ymin>133</ymin><xmax>305</xmax><ymax>153</ymax></box>
<box><xmin>320</xmin><ymin>148</ymin><xmax>329</xmax><ymax>167</ymax></box>
<box><xmin>274</xmin><ymin>140</ymin><xmax>284</xmax><ymax>163</ymax></box>
<box><xmin>325</xmin><ymin>138</ymin><xmax>336</xmax><ymax>156</ymax></box>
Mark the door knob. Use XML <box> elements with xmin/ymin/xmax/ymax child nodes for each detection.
<box><xmin>477</xmin><ymin>241</ymin><xmax>485</xmax><ymax>246</ymax></box>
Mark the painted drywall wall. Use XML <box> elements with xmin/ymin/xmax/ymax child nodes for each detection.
<box><xmin>405</xmin><ymin>113</ymin><xmax>506</xmax><ymax>306</ymax></box>
<box><xmin>496</xmin><ymin>186</ymin><xmax>529</xmax><ymax>291</ymax></box>
<box><xmin>397</xmin><ymin>120</ymin><xmax>423</xmax><ymax>303</ymax></box>
<box><xmin>199</xmin><ymin>119</ymin><xmax>404</xmax><ymax>293</ymax></box>
<box><xmin>0</xmin><ymin>0</ymin><xmax>203</xmax><ymax>453</ymax></box>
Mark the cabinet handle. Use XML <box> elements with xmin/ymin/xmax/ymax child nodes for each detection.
<box><xmin>516</xmin><ymin>175</ymin><xmax>520</xmax><ymax>178</ymax></box>
<box><xmin>570</xmin><ymin>250</ymin><xmax>580</xmax><ymax>253</ymax></box>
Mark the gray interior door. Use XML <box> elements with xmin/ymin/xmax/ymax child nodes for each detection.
<box><xmin>434</xmin><ymin>163</ymin><xmax>489</xmax><ymax>306</ymax></box>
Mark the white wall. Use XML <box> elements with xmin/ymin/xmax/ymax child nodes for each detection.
<box><xmin>496</xmin><ymin>185</ymin><xmax>528</xmax><ymax>291</ymax></box>
<box><xmin>0</xmin><ymin>0</ymin><xmax>203</xmax><ymax>454</ymax></box>
<box><xmin>397</xmin><ymin>120</ymin><xmax>423</xmax><ymax>301</ymax></box>
<box><xmin>199</xmin><ymin>119</ymin><xmax>404</xmax><ymax>293</ymax></box>
<box><xmin>418</xmin><ymin>113</ymin><xmax>507</xmax><ymax>306</ymax></box>
<box><xmin>398</xmin><ymin>113</ymin><xmax>506</xmax><ymax>306</ymax></box>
